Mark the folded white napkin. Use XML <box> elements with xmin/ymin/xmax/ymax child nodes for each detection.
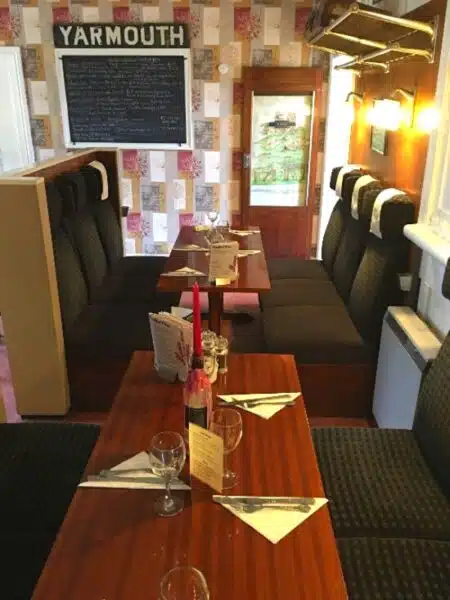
<box><xmin>215</xmin><ymin>496</ymin><xmax>328</xmax><ymax>544</ymax></box>
<box><xmin>171</xmin><ymin>306</ymin><xmax>193</xmax><ymax>319</ymax></box>
<box><xmin>161</xmin><ymin>267</ymin><xmax>206</xmax><ymax>277</ymax></box>
<box><xmin>217</xmin><ymin>393</ymin><xmax>300</xmax><ymax>419</ymax></box>
<box><xmin>79</xmin><ymin>452</ymin><xmax>191</xmax><ymax>490</ymax></box>
<box><xmin>175</xmin><ymin>244</ymin><xmax>208</xmax><ymax>252</ymax></box>
<box><xmin>237</xmin><ymin>249</ymin><xmax>261</xmax><ymax>258</ymax></box>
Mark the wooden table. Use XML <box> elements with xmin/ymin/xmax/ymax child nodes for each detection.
<box><xmin>157</xmin><ymin>226</ymin><xmax>271</xmax><ymax>334</ymax></box>
<box><xmin>32</xmin><ymin>352</ymin><xmax>347</xmax><ymax>600</ymax></box>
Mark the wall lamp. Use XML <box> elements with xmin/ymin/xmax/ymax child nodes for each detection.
<box><xmin>343</xmin><ymin>92</ymin><xmax>363</xmax><ymax>124</ymax></box>
<box><xmin>367</xmin><ymin>89</ymin><xmax>415</xmax><ymax>131</ymax></box>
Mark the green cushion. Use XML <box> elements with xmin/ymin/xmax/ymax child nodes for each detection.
<box><xmin>414</xmin><ymin>334</ymin><xmax>450</xmax><ymax>497</ymax></box>
<box><xmin>260</xmin><ymin>279</ymin><xmax>342</xmax><ymax>310</ymax></box>
<box><xmin>313</xmin><ymin>427</ymin><xmax>450</xmax><ymax>540</ymax></box>
<box><xmin>338</xmin><ymin>537</ymin><xmax>450</xmax><ymax>600</ymax></box>
<box><xmin>263</xmin><ymin>305</ymin><xmax>371</xmax><ymax>364</ymax></box>
<box><xmin>267</xmin><ymin>258</ymin><xmax>329</xmax><ymax>281</ymax></box>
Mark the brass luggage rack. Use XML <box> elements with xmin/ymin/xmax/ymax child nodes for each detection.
<box><xmin>305</xmin><ymin>3</ymin><xmax>438</xmax><ymax>74</ymax></box>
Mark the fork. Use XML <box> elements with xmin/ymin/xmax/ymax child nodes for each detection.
<box><xmin>230</xmin><ymin>502</ymin><xmax>312</xmax><ymax>514</ymax></box>
<box><xmin>218</xmin><ymin>397</ymin><xmax>296</xmax><ymax>408</ymax></box>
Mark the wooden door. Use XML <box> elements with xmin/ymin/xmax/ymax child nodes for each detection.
<box><xmin>241</xmin><ymin>67</ymin><xmax>323</xmax><ymax>259</ymax></box>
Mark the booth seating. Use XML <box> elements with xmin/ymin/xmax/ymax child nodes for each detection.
<box><xmin>312</xmin><ymin>264</ymin><xmax>450</xmax><ymax>597</ymax></box>
<box><xmin>266</xmin><ymin>166</ymin><xmax>363</xmax><ymax>282</ymax></box>
<box><xmin>0</xmin><ymin>422</ymin><xmax>99</xmax><ymax>600</ymax></box>
<box><xmin>232</xmin><ymin>168</ymin><xmax>415</xmax><ymax>417</ymax></box>
<box><xmin>47</xmin><ymin>166</ymin><xmax>180</xmax><ymax>410</ymax></box>
<box><xmin>260</xmin><ymin>172</ymin><xmax>382</xmax><ymax>310</ymax></box>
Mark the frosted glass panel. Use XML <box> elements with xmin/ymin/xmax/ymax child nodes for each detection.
<box><xmin>0</xmin><ymin>48</ymin><xmax>34</xmax><ymax>173</ymax></box>
<box><xmin>250</xmin><ymin>94</ymin><xmax>313</xmax><ymax>207</ymax></box>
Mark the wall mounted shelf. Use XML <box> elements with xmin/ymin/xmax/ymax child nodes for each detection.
<box><xmin>306</xmin><ymin>3</ymin><xmax>438</xmax><ymax>74</ymax></box>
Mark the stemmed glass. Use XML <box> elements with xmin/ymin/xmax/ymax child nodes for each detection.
<box><xmin>209</xmin><ymin>408</ymin><xmax>243</xmax><ymax>490</ymax></box>
<box><xmin>160</xmin><ymin>566</ymin><xmax>210</xmax><ymax>600</ymax></box>
<box><xmin>207</xmin><ymin>210</ymin><xmax>219</xmax><ymax>228</ymax></box>
<box><xmin>149</xmin><ymin>431</ymin><xmax>186</xmax><ymax>517</ymax></box>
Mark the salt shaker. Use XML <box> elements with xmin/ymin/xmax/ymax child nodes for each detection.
<box><xmin>216</xmin><ymin>336</ymin><xmax>229</xmax><ymax>374</ymax></box>
<box><xmin>201</xmin><ymin>330</ymin><xmax>217</xmax><ymax>360</ymax></box>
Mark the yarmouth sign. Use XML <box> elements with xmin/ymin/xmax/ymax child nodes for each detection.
<box><xmin>53</xmin><ymin>23</ymin><xmax>190</xmax><ymax>49</ymax></box>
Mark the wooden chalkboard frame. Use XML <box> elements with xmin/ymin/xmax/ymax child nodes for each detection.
<box><xmin>55</xmin><ymin>48</ymin><xmax>193</xmax><ymax>150</ymax></box>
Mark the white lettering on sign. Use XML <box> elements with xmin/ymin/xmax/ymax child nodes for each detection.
<box><xmin>170</xmin><ymin>26</ymin><xmax>184</xmax><ymax>47</ymax></box>
<box><xmin>74</xmin><ymin>27</ymin><xmax>89</xmax><ymax>46</ymax></box>
<box><xmin>155</xmin><ymin>25</ymin><xmax>169</xmax><ymax>46</ymax></box>
<box><xmin>124</xmin><ymin>26</ymin><xmax>139</xmax><ymax>46</ymax></box>
<box><xmin>90</xmin><ymin>26</ymin><xmax>102</xmax><ymax>46</ymax></box>
<box><xmin>60</xmin><ymin>25</ymin><xmax>73</xmax><ymax>46</ymax></box>
<box><xmin>106</xmin><ymin>26</ymin><xmax>121</xmax><ymax>46</ymax></box>
<box><xmin>54</xmin><ymin>23</ymin><xmax>189</xmax><ymax>48</ymax></box>
<box><xmin>141</xmin><ymin>26</ymin><xmax>155</xmax><ymax>46</ymax></box>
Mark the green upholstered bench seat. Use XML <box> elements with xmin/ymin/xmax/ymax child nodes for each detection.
<box><xmin>338</xmin><ymin>537</ymin><xmax>450</xmax><ymax>600</ymax></box>
<box><xmin>312</xmin><ymin>427</ymin><xmax>450</xmax><ymax>541</ymax></box>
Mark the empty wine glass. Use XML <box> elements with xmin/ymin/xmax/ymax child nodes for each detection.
<box><xmin>207</xmin><ymin>210</ymin><xmax>219</xmax><ymax>228</ymax></box>
<box><xmin>149</xmin><ymin>431</ymin><xmax>186</xmax><ymax>517</ymax></box>
<box><xmin>209</xmin><ymin>408</ymin><xmax>243</xmax><ymax>489</ymax></box>
<box><xmin>160</xmin><ymin>566</ymin><xmax>210</xmax><ymax>600</ymax></box>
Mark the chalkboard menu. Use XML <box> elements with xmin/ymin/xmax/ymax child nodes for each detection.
<box><xmin>60</xmin><ymin>54</ymin><xmax>189</xmax><ymax>147</ymax></box>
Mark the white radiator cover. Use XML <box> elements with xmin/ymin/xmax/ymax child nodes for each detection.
<box><xmin>373</xmin><ymin>306</ymin><xmax>441</xmax><ymax>429</ymax></box>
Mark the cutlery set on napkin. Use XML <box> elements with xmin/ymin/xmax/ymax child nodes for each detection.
<box><xmin>217</xmin><ymin>393</ymin><xmax>301</xmax><ymax>419</ymax></box>
<box><xmin>213</xmin><ymin>495</ymin><xmax>328</xmax><ymax>544</ymax></box>
<box><xmin>161</xmin><ymin>266</ymin><xmax>206</xmax><ymax>277</ymax></box>
<box><xmin>79</xmin><ymin>451</ymin><xmax>191</xmax><ymax>490</ymax></box>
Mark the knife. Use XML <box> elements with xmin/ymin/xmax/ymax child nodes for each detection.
<box><xmin>213</xmin><ymin>495</ymin><xmax>315</xmax><ymax>506</ymax></box>
<box><xmin>87</xmin><ymin>473</ymin><xmax>166</xmax><ymax>485</ymax></box>
<box><xmin>99</xmin><ymin>468</ymin><xmax>153</xmax><ymax>477</ymax></box>
<box><xmin>219</xmin><ymin>394</ymin><xmax>294</xmax><ymax>405</ymax></box>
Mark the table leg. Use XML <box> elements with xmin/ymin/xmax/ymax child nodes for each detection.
<box><xmin>208</xmin><ymin>293</ymin><xmax>223</xmax><ymax>335</ymax></box>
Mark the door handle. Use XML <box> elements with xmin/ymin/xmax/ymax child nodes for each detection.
<box><xmin>243</xmin><ymin>153</ymin><xmax>251</xmax><ymax>169</ymax></box>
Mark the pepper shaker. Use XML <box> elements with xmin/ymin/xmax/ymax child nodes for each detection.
<box><xmin>216</xmin><ymin>336</ymin><xmax>229</xmax><ymax>374</ymax></box>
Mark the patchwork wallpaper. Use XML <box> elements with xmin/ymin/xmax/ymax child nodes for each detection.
<box><xmin>0</xmin><ymin>0</ymin><xmax>328</xmax><ymax>255</ymax></box>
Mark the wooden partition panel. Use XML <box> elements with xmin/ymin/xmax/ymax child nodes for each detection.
<box><xmin>0</xmin><ymin>149</ymin><xmax>121</xmax><ymax>415</ymax></box>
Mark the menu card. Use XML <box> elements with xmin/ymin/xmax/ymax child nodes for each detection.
<box><xmin>189</xmin><ymin>423</ymin><xmax>224</xmax><ymax>492</ymax></box>
<box><xmin>149</xmin><ymin>312</ymin><xmax>193</xmax><ymax>382</ymax></box>
<box><xmin>208</xmin><ymin>241</ymin><xmax>239</xmax><ymax>283</ymax></box>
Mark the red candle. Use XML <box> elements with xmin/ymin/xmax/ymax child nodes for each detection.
<box><xmin>193</xmin><ymin>282</ymin><xmax>202</xmax><ymax>357</ymax></box>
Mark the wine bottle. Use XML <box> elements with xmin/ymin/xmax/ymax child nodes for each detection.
<box><xmin>183</xmin><ymin>282</ymin><xmax>212</xmax><ymax>442</ymax></box>
<box><xmin>183</xmin><ymin>353</ymin><xmax>212</xmax><ymax>441</ymax></box>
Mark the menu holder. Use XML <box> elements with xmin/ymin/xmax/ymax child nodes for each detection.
<box><xmin>208</xmin><ymin>241</ymin><xmax>239</xmax><ymax>284</ymax></box>
<box><xmin>149</xmin><ymin>312</ymin><xmax>193</xmax><ymax>382</ymax></box>
<box><xmin>189</xmin><ymin>423</ymin><xmax>224</xmax><ymax>492</ymax></box>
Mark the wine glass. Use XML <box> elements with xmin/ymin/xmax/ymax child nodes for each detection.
<box><xmin>207</xmin><ymin>210</ymin><xmax>219</xmax><ymax>228</ymax></box>
<box><xmin>209</xmin><ymin>408</ymin><xmax>243</xmax><ymax>489</ymax></box>
<box><xmin>149</xmin><ymin>431</ymin><xmax>186</xmax><ymax>517</ymax></box>
<box><xmin>160</xmin><ymin>566</ymin><xmax>210</xmax><ymax>600</ymax></box>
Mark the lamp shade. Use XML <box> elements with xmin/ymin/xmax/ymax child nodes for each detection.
<box><xmin>368</xmin><ymin>99</ymin><xmax>402</xmax><ymax>131</ymax></box>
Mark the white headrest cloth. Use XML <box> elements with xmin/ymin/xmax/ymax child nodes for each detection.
<box><xmin>351</xmin><ymin>175</ymin><xmax>377</xmax><ymax>219</ymax></box>
<box><xmin>335</xmin><ymin>165</ymin><xmax>360</xmax><ymax>197</ymax></box>
<box><xmin>88</xmin><ymin>160</ymin><xmax>109</xmax><ymax>200</ymax></box>
<box><xmin>370</xmin><ymin>188</ymin><xmax>404</xmax><ymax>238</ymax></box>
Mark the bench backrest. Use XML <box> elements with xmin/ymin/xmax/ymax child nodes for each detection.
<box><xmin>348</xmin><ymin>188</ymin><xmax>414</xmax><ymax>348</ymax></box>
<box><xmin>413</xmin><ymin>260</ymin><xmax>450</xmax><ymax>498</ymax></box>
